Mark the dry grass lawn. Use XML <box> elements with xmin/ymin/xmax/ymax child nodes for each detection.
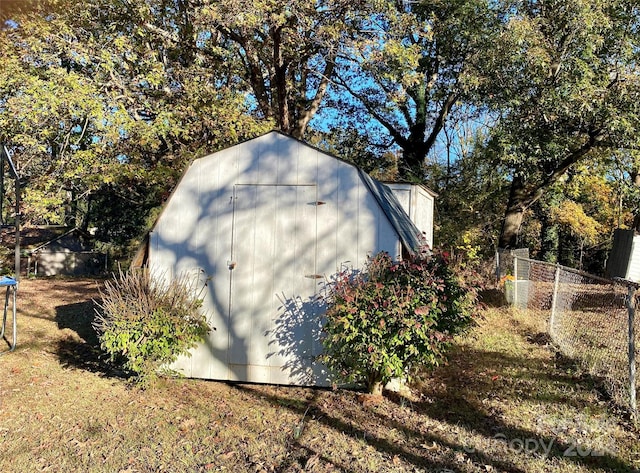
<box><xmin>0</xmin><ymin>279</ymin><xmax>638</xmax><ymax>472</ymax></box>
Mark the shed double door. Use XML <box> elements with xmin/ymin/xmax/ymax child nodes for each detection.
<box><xmin>227</xmin><ymin>184</ymin><xmax>318</xmax><ymax>384</ymax></box>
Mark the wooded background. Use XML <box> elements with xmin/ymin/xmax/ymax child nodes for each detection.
<box><xmin>1</xmin><ymin>0</ymin><xmax>639</xmax><ymax>274</ymax></box>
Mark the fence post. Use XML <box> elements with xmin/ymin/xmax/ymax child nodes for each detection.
<box><xmin>513</xmin><ymin>256</ymin><xmax>518</xmax><ymax>307</ymax></box>
<box><xmin>627</xmin><ymin>285</ymin><xmax>637</xmax><ymax>419</ymax></box>
<box><xmin>550</xmin><ymin>264</ymin><xmax>561</xmax><ymax>339</ymax></box>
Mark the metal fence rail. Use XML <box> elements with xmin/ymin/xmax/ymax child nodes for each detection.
<box><xmin>506</xmin><ymin>255</ymin><xmax>638</xmax><ymax>418</ymax></box>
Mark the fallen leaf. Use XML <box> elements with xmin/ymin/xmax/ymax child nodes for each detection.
<box><xmin>421</xmin><ymin>441</ymin><xmax>439</xmax><ymax>450</ymax></box>
<box><xmin>357</xmin><ymin>393</ymin><xmax>382</xmax><ymax>407</ymax></box>
<box><xmin>179</xmin><ymin>418</ymin><xmax>197</xmax><ymax>432</ymax></box>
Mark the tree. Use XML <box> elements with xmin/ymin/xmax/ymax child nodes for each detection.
<box><xmin>0</xmin><ymin>0</ymin><xmax>267</xmax><ymax>245</ymax></box>
<box><xmin>0</xmin><ymin>2</ymin><xmax>131</xmax><ymax>225</ymax></box>
<box><xmin>197</xmin><ymin>0</ymin><xmax>357</xmax><ymax>138</ymax></box>
<box><xmin>430</xmin><ymin>132</ymin><xmax>511</xmax><ymax>264</ymax></box>
<box><xmin>328</xmin><ymin>0</ymin><xmax>501</xmax><ymax>180</ymax></box>
<box><xmin>518</xmin><ymin>158</ymin><xmax>636</xmax><ymax>271</ymax></box>
<box><xmin>483</xmin><ymin>0</ymin><xmax>640</xmax><ymax>248</ymax></box>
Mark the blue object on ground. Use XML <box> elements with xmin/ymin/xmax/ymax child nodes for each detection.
<box><xmin>0</xmin><ymin>276</ymin><xmax>17</xmax><ymax>287</ymax></box>
<box><xmin>0</xmin><ymin>276</ymin><xmax>17</xmax><ymax>355</ymax></box>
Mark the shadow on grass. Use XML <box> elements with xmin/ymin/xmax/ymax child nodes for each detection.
<box><xmin>231</xmin><ymin>337</ymin><xmax>637</xmax><ymax>473</ymax></box>
<box><xmin>432</xmin><ymin>346</ymin><xmax>605</xmax><ymax>410</ymax></box>
<box><xmin>408</xmin><ymin>389</ymin><xmax>631</xmax><ymax>473</ymax></box>
<box><xmin>56</xmin><ymin>301</ymin><xmax>99</xmax><ymax>345</ymax></box>
<box><xmin>54</xmin><ymin>300</ymin><xmax>127</xmax><ymax>378</ymax></box>
<box><xmin>231</xmin><ymin>383</ymin><xmax>476</xmax><ymax>473</ymax></box>
<box><xmin>409</xmin><ymin>343</ymin><xmax>635</xmax><ymax>472</ymax></box>
<box><xmin>478</xmin><ymin>288</ymin><xmax>508</xmax><ymax>307</ymax></box>
<box><xmin>233</xmin><ymin>382</ymin><xmax>534</xmax><ymax>473</ymax></box>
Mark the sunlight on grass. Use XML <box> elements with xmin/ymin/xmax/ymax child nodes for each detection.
<box><xmin>0</xmin><ymin>280</ymin><xmax>638</xmax><ymax>472</ymax></box>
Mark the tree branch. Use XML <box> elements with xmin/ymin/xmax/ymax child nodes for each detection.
<box><xmin>294</xmin><ymin>53</ymin><xmax>336</xmax><ymax>137</ymax></box>
<box><xmin>423</xmin><ymin>92</ymin><xmax>458</xmax><ymax>154</ymax></box>
<box><xmin>334</xmin><ymin>74</ymin><xmax>409</xmax><ymax>149</ymax></box>
<box><xmin>525</xmin><ymin>129</ymin><xmax>604</xmax><ymax>209</ymax></box>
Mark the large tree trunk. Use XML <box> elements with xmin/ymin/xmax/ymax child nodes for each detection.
<box><xmin>499</xmin><ymin>207</ymin><xmax>524</xmax><ymax>249</ymax></box>
<box><xmin>400</xmin><ymin>146</ymin><xmax>428</xmax><ymax>181</ymax></box>
<box><xmin>499</xmin><ymin>176</ymin><xmax>530</xmax><ymax>249</ymax></box>
<box><xmin>397</xmin><ymin>92</ymin><xmax>457</xmax><ymax>181</ymax></box>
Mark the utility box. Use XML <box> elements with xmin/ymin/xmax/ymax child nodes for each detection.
<box><xmin>606</xmin><ymin>229</ymin><xmax>640</xmax><ymax>282</ymax></box>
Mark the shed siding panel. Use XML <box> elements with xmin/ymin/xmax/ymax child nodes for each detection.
<box><xmin>359</xmin><ymin>188</ymin><xmax>379</xmax><ymax>255</ymax></box>
<box><xmin>259</xmin><ymin>136</ymin><xmax>281</xmax><ymax>184</ymax></box>
<box><xmin>275</xmin><ymin>134</ymin><xmax>298</xmax><ymax>184</ymax></box>
<box><xmin>315</xmin><ymin>153</ymin><xmax>340</xmax><ymax>277</ymax></box>
<box><xmin>627</xmin><ymin>236</ymin><xmax>640</xmax><ymax>282</ymax></box>
<box><xmin>234</xmin><ymin>137</ymin><xmax>259</xmax><ymax>184</ymax></box>
<box><xmin>387</xmin><ymin>183</ymin><xmax>435</xmax><ymax>248</ymax></box>
<box><xmin>392</xmin><ymin>188</ymin><xmax>411</xmax><ymax>215</ymax></box>
<box><xmin>360</xmin><ymin>187</ymin><xmax>401</xmax><ymax>259</ymax></box>
<box><xmin>192</xmin><ymin>154</ymin><xmax>223</xmax><ymax>379</ymax></box>
<box><xmin>289</xmin><ymin>186</ymin><xmax>313</xmax><ymax>377</ymax></box>
<box><xmin>375</xmin><ymin>201</ymin><xmax>403</xmax><ymax>259</ymax></box>
<box><xmin>228</xmin><ymin>184</ymin><xmax>318</xmax><ymax>383</ymax></box>
<box><xmin>335</xmin><ymin>164</ymin><xmax>361</xmax><ymax>270</ymax></box>
<box><xmin>36</xmin><ymin>252</ymin><xmax>101</xmax><ymax>276</ymax></box>
<box><xmin>205</xmin><ymin>150</ymin><xmax>235</xmax><ymax>380</ymax></box>
<box><xmin>607</xmin><ymin>229</ymin><xmax>634</xmax><ymax>279</ymax></box>
<box><xmin>296</xmin><ymin>140</ymin><xmax>321</xmax><ymax>185</ymax></box>
<box><xmin>155</xmin><ymin>189</ymin><xmax>196</xmax><ymax>277</ymax></box>
<box><xmin>416</xmin><ymin>187</ymin><xmax>434</xmax><ymax>247</ymax></box>
<box><xmin>228</xmin><ymin>185</ymin><xmax>264</xmax><ymax>368</ymax></box>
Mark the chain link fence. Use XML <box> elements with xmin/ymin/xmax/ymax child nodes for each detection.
<box><xmin>500</xmin><ymin>254</ymin><xmax>638</xmax><ymax>417</ymax></box>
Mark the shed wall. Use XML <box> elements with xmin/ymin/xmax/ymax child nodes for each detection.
<box><xmin>33</xmin><ymin>251</ymin><xmax>104</xmax><ymax>276</ymax></box>
<box><xmin>149</xmin><ymin>132</ymin><xmax>402</xmax><ymax>385</ymax></box>
<box><xmin>626</xmin><ymin>236</ymin><xmax>640</xmax><ymax>282</ymax></box>
<box><xmin>385</xmin><ymin>183</ymin><xmax>435</xmax><ymax>248</ymax></box>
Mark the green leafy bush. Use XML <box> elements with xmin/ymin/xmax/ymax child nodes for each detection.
<box><xmin>321</xmin><ymin>250</ymin><xmax>476</xmax><ymax>394</ymax></box>
<box><xmin>93</xmin><ymin>268</ymin><xmax>212</xmax><ymax>386</ymax></box>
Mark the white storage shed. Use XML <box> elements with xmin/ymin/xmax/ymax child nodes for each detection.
<box><xmin>384</xmin><ymin>182</ymin><xmax>436</xmax><ymax>249</ymax></box>
<box><xmin>148</xmin><ymin>131</ymin><xmax>426</xmax><ymax>386</ymax></box>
